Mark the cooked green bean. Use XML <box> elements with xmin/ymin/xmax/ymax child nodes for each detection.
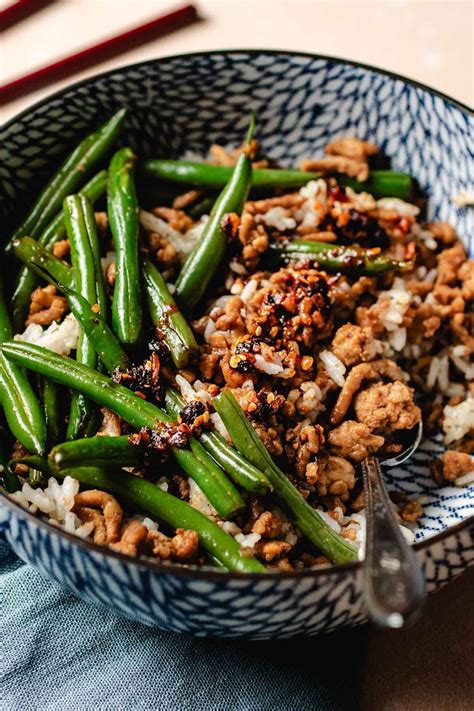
<box><xmin>268</xmin><ymin>241</ymin><xmax>414</xmax><ymax>275</ymax></box>
<box><xmin>175</xmin><ymin>115</ymin><xmax>255</xmax><ymax>313</ymax></box>
<box><xmin>55</xmin><ymin>466</ymin><xmax>264</xmax><ymax>572</ymax></box>
<box><xmin>107</xmin><ymin>147</ymin><xmax>142</xmax><ymax>346</ymax></box>
<box><xmin>213</xmin><ymin>391</ymin><xmax>358</xmax><ymax>565</ymax></box>
<box><xmin>165</xmin><ymin>388</ymin><xmax>271</xmax><ymax>494</ymax></box>
<box><xmin>63</xmin><ymin>195</ymin><xmax>101</xmax><ymax>439</ymax></box>
<box><xmin>1</xmin><ymin>430</ymin><xmax>20</xmax><ymax>493</ymax></box>
<box><xmin>41</xmin><ymin>377</ymin><xmax>63</xmax><ymax>446</ymax></box>
<box><xmin>80</xmin><ymin>195</ymin><xmax>108</xmax><ymax>317</ymax></box>
<box><xmin>0</xmin><ymin>342</ymin><xmax>242</xmax><ymax>518</ymax></box>
<box><xmin>32</xmin><ymin>270</ymin><xmax>130</xmax><ymax>374</ymax></box>
<box><xmin>49</xmin><ymin>435</ymin><xmax>144</xmax><ymax>472</ymax></box>
<box><xmin>8</xmin><ymin>455</ymin><xmax>52</xmax><ymax>476</ymax></box>
<box><xmin>13</xmin><ymin>237</ymin><xmax>74</xmax><ymax>288</ymax></box>
<box><xmin>0</xmin><ymin>282</ymin><xmax>46</xmax><ymax>455</ymax></box>
<box><xmin>6</xmin><ymin>110</ymin><xmax>125</xmax><ymax>254</ymax></box>
<box><xmin>10</xmin><ymin>170</ymin><xmax>108</xmax><ymax>332</ymax></box>
<box><xmin>141</xmin><ymin>161</ymin><xmax>414</xmax><ymax>200</ymax></box>
<box><xmin>142</xmin><ymin>257</ymin><xmax>197</xmax><ymax>368</ymax></box>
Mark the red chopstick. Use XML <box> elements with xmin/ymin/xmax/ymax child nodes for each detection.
<box><xmin>0</xmin><ymin>0</ymin><xmax>54</xmax><ymax>32</ymax></box>
<box><xmin>0</xmin><ymin>4</ymin><xmax>198</xmax><ymax>105</ymax></box>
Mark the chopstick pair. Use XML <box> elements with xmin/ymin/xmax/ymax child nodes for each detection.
<box><xmin>1</xmin><ymin>3</ymin><xmax>198</xmax><ymax>105</ymax></box>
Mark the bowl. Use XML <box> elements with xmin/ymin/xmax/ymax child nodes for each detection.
<box><xmin>1</xmin><ymin>50</ymin><xmax>473</xmax><ymax>638</ymax></box>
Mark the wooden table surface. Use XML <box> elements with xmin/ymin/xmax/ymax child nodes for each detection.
<box><xmin>2</xmin><ymin>1</ymin><xmax>473</xmax><ymax>708</ymax></box>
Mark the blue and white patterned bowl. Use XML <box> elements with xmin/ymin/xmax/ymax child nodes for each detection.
<box><xmin>1</xmin><ymin>51</ymin><xmax>473</xmax><ymax>638</ymax></box>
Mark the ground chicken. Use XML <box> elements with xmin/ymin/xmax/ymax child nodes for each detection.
<box><xmin>427</xmin><ymin>222</ymin><xmax>458</xmax><ymax>245</ymax></box>
<box><xmin>315</xmin><ymin>456</ymin><xmax>356</xmax><ymax>499</ymax></box>
<box><xmin>398</xmin><ymin>500</ymin><xmax>424</xmax><ymax>523</ymax></box>
<box><xmin>110</xmin><ymin>520</ymin><xmax>148</xmax><ymax>556</ymax></box>
<box><xmin>251</xmin><ymin>511</ymin><xmax>283</xmax><ymax>539</ymax></box>
<box><xmin>255</xmin><ymin>540</ymin><xmax>292</xmax><ymax>562</ymax></box>
<box><xmin>330</xmin><ymin>359</ymin><xmax>403</xmax><ymax>424</ymax></box>
<box><xmin>147</xmin><ymin>528</ymin><xmax>199</xmax><ymax>561</ymax></box>
<box><xmin>458</xmin><ymin>260</ymin><xmax>474</xmax><ymax>301</ymax></box>
<box><xmin>331</xmin><ymin>324</ymin><xmax>381</xmax><ymax>367</ymax></box>
<box><xmin>26</xmin><ymin>285</ymin><xmax>69</xmax><ymax>326</ymax></box>
<box><xmin>325</xmin><ymin>136</ymin><xmax>379</xmax><ymax>161</ymax></box>
<box><xmin>354</xmin><ymin>381</ymin><xmax>421</xmax><ymax>433</ymax></box>
<box><xmin>328</xmin><ymin>420</ymin><xmax>385</xmax><ymax>461</ymax></box>
<box><xmin>285</xmin><ymin>421</ymin><xmax>325</xmax><ymax>479</ymax></box>
<box><xmin>436</xmin><ymin>242</ymin><xmax>466</xmax><ymax>285</ymax></box>
<box><xmin>74</xmin><ymin>490</ymin><xmax>122</xmax><ymax>544</ymax></box>
<box><xmin>442</xmin><ymin>450</ymin><xmax>474</xmax><ymax>481</ymax></box>
<box><xmin>301</xmin><ymin>156</ymin><xmax>369</xmax><ymax>181</ymax></box>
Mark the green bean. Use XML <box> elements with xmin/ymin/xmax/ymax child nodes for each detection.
<box><xmin>268</xmin><ymin>241</ymin><xmax>414</xmax><ymax>275</ymax></box>
<box><xmin>63</xmin><ymin>195</ymin><xmax>100</xmax><ymax>439</ymax></box>
<box><xmin>10</xmin><ymin>170</ymin><xmax>108</xmax><ymax>332</ymax></box>
<box><xmin>1</xmin><ymin>430</ymin><xmax>21</xmax><ymax>493</ymax></box>
<box><xmin>142</xmin><ymin>257</ymin><xmax>197</xmax><ymax>368</ymax></box>
<box><xmin>0</xmin><ymin>343</ymin><xmax>242</xmax><ymax>518</ymax></box>
<box><xmin>175</xmin><ymin>115</ymin><xmax>255</xmax><ymax>313</ymax></box>
<box><xmin>186</xmin><ymin>194</ymin><xmax>217</xmax><ymax>220</ymax></box>
<box><xmin>32</xmin><ymin>269</ymin><xmax>130</xmax><ymax>374</ymax></box>
<box><xmin>13</xmin><ymin>237</ymin><xmax>74</xmax><ymax>288</ymax></box>
<box><xmin>165</xmin><ymin>389</ymin><xmax>271</xmax><ymax>494</ymax></box>
<box><xmin>107</xmin><ymin>147</ymin><xmax>142</xmax><ymax>346</ymax></box>
<box><xmin>213</xmin><ymin>391</ymin><xmax>358</xmax><ymax>565</ymax></box>
<box><xmin>141</xmin><ymin>161</ymin><xmax>414</xmax><ymax>200</ymax></box>
<box><xmin>6</xmin><ymin>110</ymin><xmax>126</xmax><ymax>254</ymax></box>
<box><xmin>49</xmin><ymin>435</ymin><xmax>143</xmax><ymax>472</ymax></box>
<box><xmin>0</xmin><ymin>282</ymin><xmax>46</xmax><ymax>455</ymax></box>
<box><xmin>41</xmin><ymin>377</ymin><xmax>63</xmax><ymax>446</ymax></box>
<box><xmin>8</xmin><ymin>455</ymin><xmax>52</xmax><ymax>476</ymax></box>
<box><xmin>55</xmin><ymin>466</ymin><xmax>264</xmax><ymax>572</ymax></box>
<box><xmin>80</xmin><ymin>195</ymin><xmax>108</xmax><ymax>317</ymax></box>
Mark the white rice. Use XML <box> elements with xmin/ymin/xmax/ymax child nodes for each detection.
<box><xmin>139</xmin><ymin>210</ymin><xmax>207</xmax><ymax>260</ymax></box>
<box><xmin>443</xmin><ymin>399</ymin><xmax>474</xmax><ymax>444</ymax></box>
<box><xmin>14</xmin><ymin>313</ymin><xmax>80</xmax><ymax>356</ymax></box>
<box><xmin>376</xmin><ymin>197</ymin><xmax>420</xmax><ymax>217</ymax></box>
<box><xmin>254</xmin><ymin>352</ymin><xmax>284</xmax><ymax>375</ymax></box>
<box><xmin>235</xmin><ymin>532</ymin><xmax>261</xmax><ymax>551</ymax></box>
<box><xmin>450</xmin><ymin>346</ymin><xmax>474</xmax><ymax>380</ymax></box>
<box><xmin>452</xmin><ymin>189</ymin><xmax>474</xmax><ymax>207</ymax></box>
<box><xmin>229</xmin><ymin>259</ymin><xmax>247</xmax><ymax>275</ymax></box>
<box><xmin>256</xmin><ymin>206</ymin><xmax>296</xmax><ymax>231</ymax></box>
<box><xmin>377</xmin><ymin>278</ymin><xmax>412</xmax><ymax>351</ymax></box>
<box><xmin>346</xmin><ymin>188</ymin><xmax>377</xmax><ymax>212</ymax></box>
<box><xmin>141</xmin><ymin>517</ymin><xmax>159</xmax><ymax>531</ymax></box>
<box><xmin>240</xmin><ymin>279</ymin><xmax>258</xmax><ymax>302</ymax></box>
<box><xmin>317</xmin><ymin>510</ymin><xmax>341</xmax><ymax>533</ymax></box>
<box><xmin>410</xmin><ymin>222</ymin><xmax>438</xmax><ymax>251</ymax></box>
<box><xmin>156</xmin><ymin>477</ymin><xmax>169</xmax><ymax>492</ymax></box>
<box><xmin>209</xmin><ymin>412</ymin><xmax>230</xmax><ymax>439</ymax></box>
<box><xmin>220</xmin><ymin>520</ymin><xmax>241</xmax><ymax>536</ymax></box>
<box><xmin>188</xmin><ymin>478</ymin><xmax>220</xmax><ymax>519</ymax></box>
<box><xmin>9</xmin><ymin>476</ymin><xmax>94</xmax><ymax>540</ymax></box>
<box><xmin>455</xmin><ymin>470</ymin><xmax>474</xmax><ymax>487</ymax></box>
<box><xmin>294</xmin><ymin>179</ymin><xmax>327</xmax><ymax>228</ymax></box>
<box><xmin>320</xmin><ymin>350</ymin><xmax>346</xmax><ymax>387</ymax></box>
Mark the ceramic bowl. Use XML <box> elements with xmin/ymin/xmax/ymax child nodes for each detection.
<box><xmin>1</xmin><ymin>51</ymin><xmax>473</xmax><ymax>638</ymax></box>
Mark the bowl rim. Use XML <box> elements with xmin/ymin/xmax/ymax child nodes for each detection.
<box><xmin>2</xmin><ymin>492</ymin><xmax>473</xmax><ymax>580</ymax></box>
<box><xmin>1</xmin><ymin>48</ymin><xmax>472</xmax><ymax>136</ymax></box>
<box><xmin>1</xmin><ymin>48</ymin><xmax>473</xmax><ymax>581</ymax></box>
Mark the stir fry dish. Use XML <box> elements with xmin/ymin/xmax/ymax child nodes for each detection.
<box><xmin>1</xmin><ymin>110</ymin><xmax>473</xmax><ymax>572</ymax></box>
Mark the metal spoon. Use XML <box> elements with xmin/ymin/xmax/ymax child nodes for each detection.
<box><xmin>362</xmin><ymin>421</ymin><xmax>426</xmax><ymax>628</ymax></box>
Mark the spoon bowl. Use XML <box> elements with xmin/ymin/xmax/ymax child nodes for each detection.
<box><xmin>362</xmin><ymin>422</ymin><xmax>426</xmax><ymax>628</ymax></box>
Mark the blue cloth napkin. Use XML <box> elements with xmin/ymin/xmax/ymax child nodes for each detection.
<box><xmin>1</xmin><ymin>540</ymin><xmax>365</xmax><ymax>710</ymax></box>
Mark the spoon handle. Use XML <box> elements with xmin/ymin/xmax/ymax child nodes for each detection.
<box><xmin>362</xmin><ymin>456</ymin><xmax>426</xmax><ymax>628</ymax></box>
